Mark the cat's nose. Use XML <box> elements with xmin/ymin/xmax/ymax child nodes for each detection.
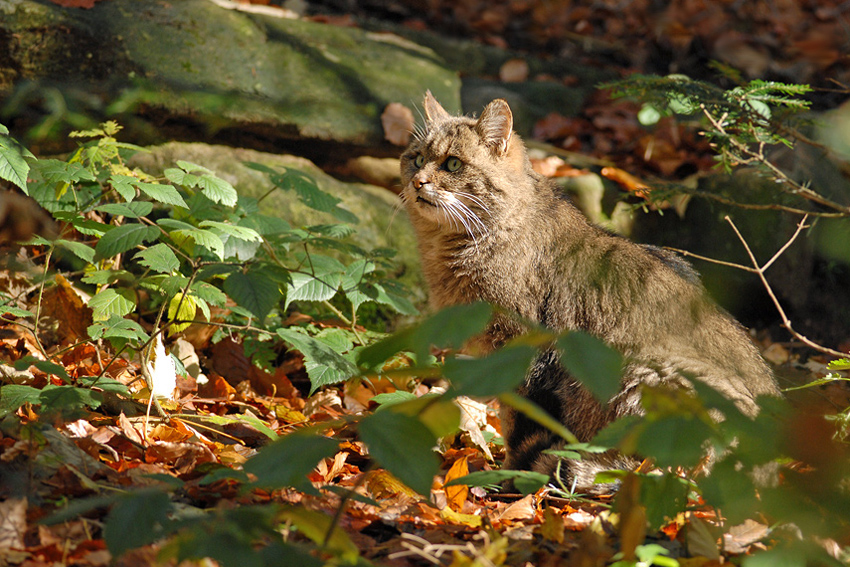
<box><xmin>413</xmin><ymin>173</ymin><xmax>430</xmax><ymax>190</ymax></box>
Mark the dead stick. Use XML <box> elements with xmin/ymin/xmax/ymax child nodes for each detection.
<box><xmin>724</xmin><ymin>214</ymin><xmax>846</xmax><ymax>358</ymax></box>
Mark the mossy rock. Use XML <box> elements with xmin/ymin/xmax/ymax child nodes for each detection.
<box><xmin>1</xmin><ymin>0</ymin><xmax>461</xmax><ymax>153</ymax></box>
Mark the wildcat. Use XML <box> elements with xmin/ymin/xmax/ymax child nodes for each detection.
<box><xmin>399</xmin><ymin>92</ymin><xmax>780</xmax><ymax>491</ymax></box>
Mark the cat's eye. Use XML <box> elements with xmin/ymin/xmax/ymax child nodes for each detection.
<box><xmin>414</xmin><ymin>154</ymin><xmax>425</xmax><ymax>168</ymax></box>
<box><xmin>445</xmin><ymin>157</ymin><xmax>462</xmax><ymax>172</ymax></box>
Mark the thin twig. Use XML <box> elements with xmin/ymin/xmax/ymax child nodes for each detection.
<box><xmin>724</xmin><ymin>214</ymin><xmax>846</xmax><ymax>358</ymax></box>
<box><xmin>663</xmin><ymin>247</ymin><xmax>757</xmax><ymax>273</ymax></box>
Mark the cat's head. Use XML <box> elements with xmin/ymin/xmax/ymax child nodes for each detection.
<box><xmin>399</xmin><ymin>92</ymin><xmax>532</xmax><ymax>238</ymax></box>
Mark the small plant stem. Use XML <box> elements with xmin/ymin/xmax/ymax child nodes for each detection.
<box><xmin>321</xmin><ymin>300</ymin><xmax>366</xmax><ymax>345</ymax></box>
<box><xmin>724</xmin><ymin>214</ymin><xmax>846</xmax><ymax>358</ymax></box>
<box><xmin>30</xmin><ymin>247</ymin><xmax>54</xmax><ymax>360</ymax></box>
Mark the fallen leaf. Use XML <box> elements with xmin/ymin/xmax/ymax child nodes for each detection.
<box><xmin>439</xmin><ymin>506</ymin><xmax>482</xmax><ymax>528</ymax></box>
<box><xmin>540</xmin><ymin>506</ymin><xmax>564</xmax><ymax>544</ymax></box>
<box><xmin>723</xmin><ymin>519</ymin><xmax>769</xmax><ymax>554</ymax></box>
<box><xmin>687</xmin><ymin>515</ymin><xmax>720</xmax><ymax>560</ymax></box>
<box><xmin>381</xmin><ymin>103</ymin><xmax>414</xmax><ymax>146</ymax></box>
<box><xmin>443</xmin><ymin>455</ymin><xmax>469</xmax><ymax>512</ymax></box>
<box><xmin>0</xmin><ymin>497</ymin><xmax>27</xmax><ymax>551</ymax></box>
<box><xmin>495</xmin><ymin>494</ymin><xmax>535</xmax><ymax>522</ymax></box>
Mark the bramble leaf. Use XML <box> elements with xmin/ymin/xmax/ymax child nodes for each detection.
<box><xmin>95</xmin><ymin>223</ymin><xmax>160</xmax><ymax>260</ymax></box>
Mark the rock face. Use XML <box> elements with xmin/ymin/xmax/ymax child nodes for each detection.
<box><xmin>0</xmin><ymin>0</ymin><xmax>461</xmax><ymax>155</ymax></box>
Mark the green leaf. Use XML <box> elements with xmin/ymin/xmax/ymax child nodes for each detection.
<box><xmin>39</xmin><ymin>384</ymin><xmax>103</xmax><ymax>412</ymax></box>
<box><xmin>55</xmin><ymin>239</ymin><xmax>96</xmax><ymax>263</ymax></box>
<box><xmin>224</xmin><ymin>271</ymin><xmax>281</xmax><ymax>321</ymax></box>
<box><xmin>277</xmin><ymin>328</ymin><xmax>358</xmax><ymax>393</ymax></box>
<box><xmin>166</xmin><ymin>161</ymin><xmax>238</xmax><ymax>207</ymax></box>
<box><xmin>77</xmin><ymin>375</ymin><xmax>131</xmax><ymax>397</ymax></box>
<box><xmin>0</xmin><ymin>304</ymin><xmax>35</xmax><ymax>319</ymax></box>
<box><xmin>371</xmin><ymin>281</ymin><xmax>418</xmax><ymax>316</ymax></box>
<box><xmin>88</xmin><ymin>288</ymin><xmax>136</xmax><ymax>321</ymax></box>
<box><xmin>87</xmin><ymin>315</ymin><xmax>149</xmax><ymax>342</ymax></box>
<box><xmin>244</xmin><ymin>432</ymin><xmax>338</xmax><ymax>490</ymax></box>
<box><xmin>95</xmin><ymin>223</ymin><xmax>160</xmax><ymax>259</ymax></box>
<box><xmin>278</xmin><ymin>507</ymin><xmax>359</xmax><ymax>564</ymax></box>
<box><xmin>445</xmin><ymin>470</ymin><xmax>550</xmax><ymax>495</ymax></box>
<box><xmin>96</xmin><ymin>202</ymin><xmax>154</xmax><ymax>218</ymax></box>
<box><xmin>556</xmin><ymin>331</ymin><xmax>623</xmax><ymax>404</ymax></box>
<box><xmin>635</xmin><ymin>416</ymin><xmax>715</xmax><ymax>467</ymax></box>
<box><xmin>159</xmin><ymin>219</ymin><xmax>225</xmax><ymax>260</ymax></box>
<box><xmin>358</xmin><ymin>409</ymin><xmax>440</xmax><ymax>495</ymax></box>
<box><xmin>0</xmin><ymin>384</ymin><xmax>42</xmax><ymax>416</ymax></box>
<box><xmin>285</xmin><ymin>255</ymin><xmax>345</xmax><ymax>309</ymax></box>
<box><xmin>32</xmin><ymin>159</ymin><xmax>95</xmax><ymax>185</ymax></box>
<box><xmin>184</xmin><ymin>414</ymin><xmax>278</xmax><ymax>442</ymax></box>
<box><xmin>359</xmin><ymin>302</ymin><xmax>491</xmax><ymax>370</ymax></box>
<box><xmin>15</xmin><ymin>357</ymin><xmax>70</xmax><ymax>381</ymax></box>
<box><xmin>137</xmin><ymin>181</ymin><xmax>188</xmax><ymax>208</ymax></box>
<box><xmin>197</xmin><ymin>174</ymin><xmax>238</xmax><ymax>207</ymax></box>
<box><xmin>0</xmin><ymin>134</ymin><xmax>32</xmax><ymax>192</ymax></box>
<box><xmin>104</xmin><ymin>489</ymin><xmax>173</xmax><ymax>557</ymax></box>
<box><xmin>135</xmin><ymin>243</ymin><xmax>180</xmax><ymax>274</ymax></box>
<box><xmin>444</xmin><ymin>345</ymin><xmax>537</xmax><ymax>397</ymax></box>
<box><xmin>370</xmin><ymin>391</ymin><xmax>418</xmax><ymax>407</ymax></box>
<box><xmin>198</xmin><ymin>221</ymin><xmax>262</xmax><ymax>242</ymax></box>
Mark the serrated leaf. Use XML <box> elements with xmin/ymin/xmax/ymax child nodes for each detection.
<box><xmin>135</xmin><ymin>243</ymin><xmax>180</xmax><ymax>273</ymax></box>
<box><xmin>108</xmin><ymin>175</ymin><xmax>139</xmax><ymax>201</ymax></box>
<box><xmin>0</xmin><ymin>384</ymin><xmax>42</xmax><ymax>416</ymax></box>
<box><xmin>199</xmin><ymin>220</ymin><xmax>261</xmax><ymax>242</ymax></box>
<box><xmin>0</xmin><ymin>136</ymin><xmax>32</xmax><ymax>192</ymax></box>
<box><xmin>136</xmin><ymin>181</ymin><xmax>188</xmax><ymax>208</ymax></box>
<box><xmin>95</xmin><ymin>223</ymin><xmax>160</xmax><ymax>260</ymax></box>
<box><xmin>224</xmin><ymin>271</ymin><xmax>281</xmax><ymax>321</ymax></box>
<box><xmin>96</xmin><ymin>202</ymin><xmax>154</xmax><ymax>218</ymax></box>
<box><xmin>0</xmin><ymin>304</ymin><xmax>35</xmax><ymax>318</ymax></box>
<box><xmin>32</xmin><ymin>159</ymin><xmax>95</xmax><ymax>184</ymax></box>
<box><xmin>88</xmin><ymin>288</ymin><xmax>136</xmax><ymax>321</ymax></box>
<box><xmin>187</xmin><ymin>281</ymin><xmax>226</xmax><ymax>309</ymax></box>
<box><xmin>39</xmin><ymin>384</ymin><xmax>103</xmax><ymax>412</ymax></box>
<box><xmin>288</xmin><ymin>271</ymin><xmax>340</xmax><ymax>305</ymax></box>
<box><xmin>197</xmin><ymin>174</ymin><xmax>237</xmax><ymax>207</ymax></box>
<box><xmin>55</xmin><ymin>239</ymin><xmax>95</xmax><ymax>263</ymax></box>
<box><xmin>161</xmin><ymin>220</ymin><xmax>225</xmax><ymax>260</ymax></box>
<box><xmin>358</xmin><ymin>409</ymin><xmax>440</xmax><ymax>496</ymax></box>
<box><xmin>277</xmin><ymin>328</ymin><xmax>358</xmax><ymax>393</ymax></box>
<box><xmin>87</xmin><ymin>315</ymin><xmax>149</xmax><ymax>342</ymax></box>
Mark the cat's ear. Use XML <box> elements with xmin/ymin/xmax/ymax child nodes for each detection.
<box><xmin>423</xmin><ymin>90</ymin><xmax>451</xmax><ymax>123</ymax></box>
<box><xmin>476</xmin><ymin>99</ymin><xmax>513</xmax><ymax>155</ymax></box>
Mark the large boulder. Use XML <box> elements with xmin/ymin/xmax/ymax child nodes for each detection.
<box><xmin>0</xmin><ymin>0</ymin><xmax>461</xmax><ymax>155</ymax></box>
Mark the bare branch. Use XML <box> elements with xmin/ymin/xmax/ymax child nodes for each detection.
<box><xmin>724</xmin><ymin>215</ymin><xmax>846</xmax><ymax>358</ymax></box>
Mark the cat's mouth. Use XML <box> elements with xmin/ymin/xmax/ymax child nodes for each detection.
<box><xmin>416</xmin><ymin>195</ymin><xmax>437</xmax><ymax>207</ymax></box>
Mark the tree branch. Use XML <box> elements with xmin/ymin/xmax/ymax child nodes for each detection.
<box><xmin>724</xmin><ymin>214</ymin><xmax>846</xmax><ymax>358</ymax></box>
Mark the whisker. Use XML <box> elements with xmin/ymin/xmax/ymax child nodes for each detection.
<box><xmin>452</xmin><ymin>199</ymin><xmax>488</xmax><ymax>234</ymax></box>
<box><xmin>454</xmin><ymin>192</ymin><xmax>492</xmax><ymax>218</ymax></box>
<box><xmin>445</xmin><ymin>200</ymin><xmax>479</xmax><ymax>246</ymax></box>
